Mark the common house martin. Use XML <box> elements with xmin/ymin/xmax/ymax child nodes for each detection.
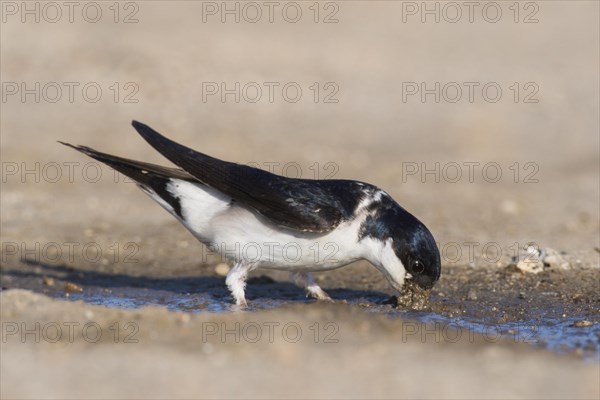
<box><xmin>61</xmin><ymin>121</ymin><xmax>441</xmax><ymax>306</ymax></box>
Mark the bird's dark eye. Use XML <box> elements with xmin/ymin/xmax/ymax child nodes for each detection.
<box><xmin>412</xmin><ymin>260</ymin><xmax>425</xmax><ymax>274</ymax></box>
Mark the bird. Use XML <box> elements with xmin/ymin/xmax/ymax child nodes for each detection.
<box><xmin>60</xmin><ymin>121</ymin><xmax>441</xmax><ymax>306</ymax></box>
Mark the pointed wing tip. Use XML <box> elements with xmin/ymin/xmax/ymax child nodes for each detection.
<box><xmin>131</xmin><ymin>120</ymin><xmax>170</xmax><ymax>144</ymax></box>
<box><xmin>131</xmin><ymin>120</ymin><xmax>149</xmax><ymax>136</ymax></box>
<box><xmin>58</xmin><ymin>140</ymin><xmax>81</xmax><ymax>151</ymax></box>
<box><xmin>58</xmin><ymin>141</ymin><xmax>97</xmax><ymax>157</ymax></box>
<box><xmin>131</xmin><ymin>120</ymin><xmax>155</xmax><ymax>136</ymax></box>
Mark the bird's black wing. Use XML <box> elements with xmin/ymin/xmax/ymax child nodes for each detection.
<box><xmin>131</xmin><ymin>121</ymin><xmax>368</xmax><ymax>232</ymax></box>
<box><xmin>59</xmin><ymin>141</ymin><xmax>196</xmax><ymax>218</ymax></box>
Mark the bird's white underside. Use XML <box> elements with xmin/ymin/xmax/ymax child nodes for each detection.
<box><xmin>141</xmin><ymin>178</ymin><xmax>407</xmax><ymax>304</ymax></box>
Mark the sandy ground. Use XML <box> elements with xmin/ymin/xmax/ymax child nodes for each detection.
<box><xmin>1</xmin><ymin>1</ymin><xmax>599</xmax><ymax>399</ymax></box>
<box><xmin>1</xmin><ymin>289</ymin><xmax>599</xmax><ymax>399</ymax></box>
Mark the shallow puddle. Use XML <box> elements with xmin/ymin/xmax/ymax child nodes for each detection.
<box><xmin>63</xmin><ymin>286</ymin><xmax>600</xmax><ymax>361</ymax></box>
<box><xmin>4</xmin><ymin>259</ymin><xmax>597</xmax><ymax>361</ymax></box>
<box><xmin>388</xmin><ymin>310</ymin><xmax>600</xmax><ymax>360</ymax></box>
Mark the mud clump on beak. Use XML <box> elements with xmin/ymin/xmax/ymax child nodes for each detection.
<box><xmin>387</xmin><ymin>280</ymin><xmax>431</xmax><ymax>311</ymax></box>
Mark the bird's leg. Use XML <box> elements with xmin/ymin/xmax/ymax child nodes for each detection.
<box><xmin>226</xmin><ymin>262</ymin><xmax>251</xmax><ymax>307</ymax></box>
<box><xmin>292</xmin><ymin>272</ymin><xmax>332</xmax><ymax>301</ymax></box>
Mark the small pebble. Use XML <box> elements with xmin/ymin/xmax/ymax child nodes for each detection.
<box><xmin>42</xmin><ymin>277</ymin><xmax>55</xmax><ymax>286</ymax></box>
<box><xmin>214</xmin><ymin>263</ymin><xmax>230</xmax><ymax>277</ymax></box>
<box><xmin>572</xmin><ymin>293</ymin><xmax>584</xmax><ymax>302</ymax></box>
<box><xmin>573</xmin><ymin>320</ymin><xmax>593</xmax><ymax>328</ymax></box>
<box><xmin>64</xmin><ymin>282</ymin><xmax>83</xmax><ymax>293</ymax></box>
<box><xmin>467</xmin><ymin>289</ymin><xmax>477</xmax><ymax>300</ymax></box>
<box><xmin>514</xmin><ymin>257</ymin><xmax>544</xmax><ymax>274</ymax></box>
<box><xmin>542</xmin><ymin>248</ymin><xmax>570</xmax><ymax>270</ymax></box>
<box><xmin>509</xmin><ymin>246</ymin><xmax>570</xmax><ymax>274</ymax></box>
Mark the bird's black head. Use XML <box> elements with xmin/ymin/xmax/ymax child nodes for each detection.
<box><xmin>359</xmin><ymin>195</ymin><xmax>441</xmax><ymax>290</ymax></box>
<box><xmin>391</xmin><ymin>219</ymin><xmax>441</xmax><ymax>289</ymax></box>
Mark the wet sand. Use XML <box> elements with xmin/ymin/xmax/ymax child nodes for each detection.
<box><xmin>2</xmin><ymin>287</ymin><xmax>599</xmax><ymax>400</ymax></box>
<box><xmin>2</xmin><ymin>237</ymin><xmax>599</xmax><ymax>398</ymax></box>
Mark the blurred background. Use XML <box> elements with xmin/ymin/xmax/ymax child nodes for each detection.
<box><xmin>2</xmin><ymin>1</ymin><xmax>598</xmax><ymax>253</ymax></box>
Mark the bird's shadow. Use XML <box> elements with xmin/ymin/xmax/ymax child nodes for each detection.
<box><xmin>2</xmin><ymin>259</ymin><xmax>390</xmax><ymax>306</ymax></box>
